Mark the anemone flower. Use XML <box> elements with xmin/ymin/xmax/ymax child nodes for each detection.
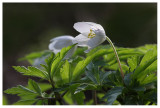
<box><xmin>73</xmin><ymin>22</ymin><xmax>124</xmax><ymax>79</ymax></box>
<box><xmin>49</xmin><ymin>35</ymin><xmax>76</xmax><ymax>59</ymax></box>
<box><xmin>73</xmin><ymin>22</ymin><xmax>106</xmax><ymax>53</ymax></box>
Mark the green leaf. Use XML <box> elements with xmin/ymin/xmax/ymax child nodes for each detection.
<box><xmin>100</xmin><ymin>71</ymin><xmax>112</xmax><ymax>84</ymax></box>
<box><xmin>28</xmin><ymin>79</ymin><xmax>42</xmax><ymax>96</ymax></box>
<box><xmin>132</xmin><ymin>53</ymin><xmax>157</xmax><ymax>79</ymax></box>
<box><xmin>63</xmin><ymin>92</ymin><xmax>74</xmax><ymax>104</ymax></box>
<box><xmin>74</xmin><ymin>92</ymin><xmax>85</xmax><ymax>105</ymax></box>
<box><xmin>37</xmin><ymin>83</ymin><xmax>52</xmax><ymax>92</ymax></box>
<box><xmin>69</xmin><ymin>84</ymin><xmax>85</xmax><ymax>105</ymax></box>
<box><xmin>4</xmin><ymin>85</ymin><xmax>36</xmax><ymax>96</ymax></box>
<box><xmin>13</xmin><ymin>99</ymin><xmax>38</xmax><ymax>105</ymax></box>
<box><xmin>51</xmin><ymin>44</ymin><xmax>77</xmax><ymax>80</ymax></box>
<box><xmin>60</xmin><ymin>60</ymin><xmax>70</xmax><ymax>84</ymax></box>
<box><xmin>143</xmin><ymin>89</ymin><xmax>157</xmax><ymax>104</ymax></box>
<box><xmin>124</xmin><ymin>73</ymin><xmax>132</xmax><ymax>86</ymax></box>
<box><xmin>74</xmin><ymin>84</ymin><xmax>88</xmax><ymax>94</ymax></box>
<box><xmin>74</xmin><ymin>83</ymin><xmax>96</xmax><ymax>94</ymax></box>
<box><xmin>72</xmin><ymin>48</ymin><xmax>112</xmax><ymax>81</ymax></box>
<box><xmin>13</xmin><ymin>66</ymin><xmax>49</xmax><ymax>80</ymax></box>
<box><xmin>127</xmin><ymin>56</ymin><xmax>140</xmax><ymax>72</ymax></box>
<box><xmin>28</xmin><ymin>66</ymin><xmax>49</xmax><ymax>79</ymax></box>
<box><xmin>141</xmin><ymin>74</ymin><xmax>157</xmax><ymax>85</ymax></box>
<box><xmin>52</xmin><ymin>61</ymin><xmax>64</xmax><ymax>86</ymax></box>
<box><xmin>45</xmin><ymin>52</ymin><xmax>55</xmax><ymax>68</ymax></box>
<box><xmin>133</xmin><ymin>86</ymin><xmax>146</xmax><ymax>91</ymax></box>
<box><xmin>106</xmin><ymin>71</ymin><xmax>123</xmax><ymax>86</ymax></box>
<box><xmin>102</xmin><ymin>87</ymin><xmax>123</xmax><ymax>105</ymax></box>
<box><xmin>18</xmin><ymin>51</ymin><xmax>52</xmax><ymax>65</ymax></box>
<box><xmin>140</xmin><ymin>49</ymin><xmax>157</xmax><ymax>65</ymax></box>
<box><xmin>85</xmin><ymin>62</ymin><xmax>98</xmax><ymax>84</ymax></box>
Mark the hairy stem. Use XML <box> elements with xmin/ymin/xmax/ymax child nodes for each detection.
<box><xmin>105</xmin><ymin>36</ymin><xmax>124</xmax><ymax>79</ymax></box>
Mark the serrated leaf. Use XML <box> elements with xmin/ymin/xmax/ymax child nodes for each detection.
<box><xmin>4</xmin><ymin>85</ymin><xmax>36</xmax><ymax>96</ymax></box>
<box><xmin>74</xmin><ymin>83</ymin><xmax>96</xmax><ymax>94</ymax></box>
<box><xmin>13</xmin><ymin>66</ymin><xmax>49</xmax><ymax>80</ymax></box>
<box><xmin>127</xmin><ymin>56</ymin><xmax>139</xmax><ymax>72</ymax></box>
<box><xmin>85</xmin><ymin>70</ymin><xmax>98</xmax><ymax>84</ymax></box>
<box><xmin>28</xmin><ymin>66</ymin><xmax>49</xmax><ymax>79</ymax></box>
<box><xmin>72</xmin><ymin>48</ymin><xmax>111</xmax><ymax>81</ymax></box>
<box><xmin>45</xmin><ymin>52</ymin><xmax>55</xmax><ymax>68</ymax></box>
<box><xmin>100</xmin><ymin>71</ymin><xmax>112</xmax><ymax>84</ymax></box>
<box><xmin>74</xmin><ymin>84</ymin><xmax>88</xmax><ymax>94</ymax></box>
<box><xmin>40</xmin><ymin>64</ymin><xmax>48</xmax><ymax>71</ymax></box>
<box><xmin>102</xmin><ymin>87</ymin><xmax>123</xmax><ymax>105</ymax></box>
<box><xmin>28</xmin><ymin>79</ymin><xmax>42</xmax><ymax>96</ymax></box>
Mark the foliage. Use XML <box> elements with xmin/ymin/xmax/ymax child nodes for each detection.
<box><xmin>4</xmin><ymin>44</ymin><xmax>157</xmax><ymax>105</ymax></box>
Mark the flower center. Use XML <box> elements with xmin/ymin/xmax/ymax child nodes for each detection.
<box><xmin>88</xmin><ymin>29</ymin><xmax>96</xmax><ymax>38</ymax></box>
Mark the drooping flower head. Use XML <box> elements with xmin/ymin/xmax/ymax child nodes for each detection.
<box><xmin>73</xmin><ymin>22</ymin><xmax>106</xmax><ymax>53</ymax></box>
<box><xmin>49</xmin><ymin>35</ymin><xmax>76</xmax><ymax>58</ymax></box>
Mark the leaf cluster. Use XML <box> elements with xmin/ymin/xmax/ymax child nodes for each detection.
<box><xmin>4</xmin><ymin>44</ymin><xmax>157</xmax><ymax>105</ymax></box>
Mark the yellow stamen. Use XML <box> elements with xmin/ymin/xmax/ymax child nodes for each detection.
<box><xmin>88</xmin><ymin>29</ymin><xmax>96</xmax><ymax>38</ymax></box>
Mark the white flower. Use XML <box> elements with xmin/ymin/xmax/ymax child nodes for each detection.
<box><xmin>49</xmin><ymin>35</ymin><xmax>77</xmax><ymax>58</ymax></box>
<box><xmin>73</xmin><ymin>22</ymin><xmax>106</xmax><ymax>53</ymax></box>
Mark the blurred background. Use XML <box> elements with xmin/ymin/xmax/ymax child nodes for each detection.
<box><xmin>3</xmin><ymin>3</ymin><xmax>157</xmax><ymax>104</ymax></box>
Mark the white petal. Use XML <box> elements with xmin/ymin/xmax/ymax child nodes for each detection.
<box><xmin>49</xmin><ymin>36</ymin><xmax>74</xmax><ymax>54</ymax></box>
<box><xmin>49</xmin><ymin>41</ymin><xmax>57</xmax><ymax>50</ymax></box>
<box><xmin>85</xmin><ymin>22</ymin><xmax>105</xmax><ymax>31</ymax></box>
<box><xmin>50</xmin><ymin>35</ymin><xmax>74</xmax><ymax>42</ymax></box>
<box><xmin>87</xmin><ymin>36</ymin><xmax>106</xmax><ymax>48</ymax></box>
<box><xmin>84</xmin><ymin>35</ymin><xmax>106</xmax><ymax>53</ymax></box>
<box><xmin>73</xmin><ymin>22</ymin><xmax>105</xmax><ymax>34</ymax></box>
<box><xmin>73</xmin><ymin>22</ymin><xmax>92</xmax><ymax>33</ymax></box>
<box><xmin>49</xmin><ymin>41</ymin><xmax>61</xmax><ymax>54</ymax></box>
<box><xmin>73</xmin><ymin>34</ymin><xmax>90</xmax><ymax>46</ymax></box>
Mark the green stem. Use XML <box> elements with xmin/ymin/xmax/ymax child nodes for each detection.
<box><xmin>49</xmin><ymin>77</ymin><xmax>63</xmax><ymax>105</ymax></box>
<box><xmin>92</xmin><ymin>90</ymin><xmax>97</xmax><ymax>105</ymax></box>
<box><xmin>105</xmin><ymin>36</ymin><xmax>124</xmax><ymax>79</ymax></box>
<box><xmin>48</xmin><ymin>68</ymin><xmax>63</xmax><ymax>105</ymax></box>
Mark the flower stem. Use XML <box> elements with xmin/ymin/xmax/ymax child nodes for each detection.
<box><xmin>105</xmin><ymin>36</ymin><xmax>124</xmax><ymax>79</ymax></box>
